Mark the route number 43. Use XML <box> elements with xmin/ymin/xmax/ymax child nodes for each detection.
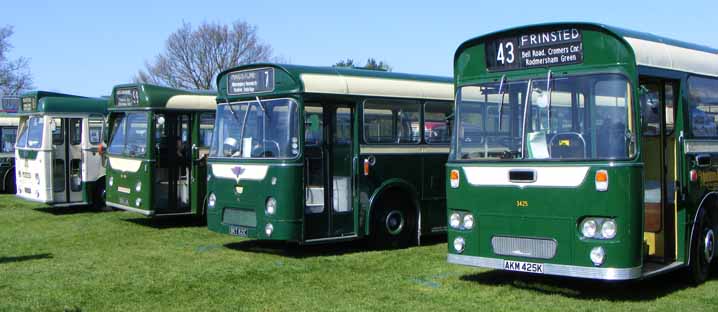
<box><xmin>496</xmin><ymin>42</ymin><xmax>515</xmax><ymax>65</ymax></box>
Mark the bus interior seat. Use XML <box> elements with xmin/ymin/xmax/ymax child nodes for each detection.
<box><xmin>548</xmin><ymin>132</ymin><xmax>585</xmax><ymax>159</ymax></box>
<box><xmin>527</xmin><ymin>131</ymin><xmax>549</xmax><ymax>159</ymax></box>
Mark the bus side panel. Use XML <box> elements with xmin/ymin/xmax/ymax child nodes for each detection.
<box><xmin>105</xmin><ymin>157</ymin><xmax>151</xmax><ymax>213</ymax></box>
<box><xmin>15</xmin><ymin>149</ymin><xmax>53</xmax><ymax>203</ymax></box>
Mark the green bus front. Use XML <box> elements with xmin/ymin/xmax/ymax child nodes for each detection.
<box><xmin>105</xmin><ymin>85</ymin><xmax>215</xmax><ymax>217</ymax></box>
<box><xmin>447</xmin><ymin>24</ymin><xmax>645</xmax><ymax>279</ymax></box>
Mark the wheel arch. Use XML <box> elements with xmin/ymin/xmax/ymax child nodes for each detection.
<box><xmin>687</xmin><ymin>191</ymin><xmax>718</xmax><ymax>266</ymax></box>
<box><xmin>2</xmin><ymin>165</ymin><xmax>15</xmax><ymax>191</ymax></box>
<box><xmin>365</xmin><ymin>178</ymin><xmax>421</xmax><ymax>238</ymax></box>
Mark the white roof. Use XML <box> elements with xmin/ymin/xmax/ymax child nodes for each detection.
<box><xmin>625</xmin><ymin>37</ymin><xmax>718</xmax><ymax>77</ymax></box>
<box><xmin>165</xmin><ymin>95</ymin><xmax>217</xmax><ymax>110</ymax></box>
<box><xmin>299</xmin><ymin>74</ymin><xmax>454</xmax><ymax>101</ymax></box>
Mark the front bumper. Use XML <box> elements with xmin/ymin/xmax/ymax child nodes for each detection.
<box><xmin>448</xmin><ymin>254</ymin><xmax>642</xmax><ymax>280</ymax></box>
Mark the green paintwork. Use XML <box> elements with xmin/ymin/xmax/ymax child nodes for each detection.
<box><xmin>449</xmin><ymin>22</ymin><xmax>718</xmax><ymax>279</ymax></box>
<box><xmin>105</xmin><ymin>84</ymin><xmax>216</xmax><ymax>217</ymax></box>
<box><xmin>208</xmin><ymin>63</ymin><xmax>452</xmax><ymax>243</ymax></box>
<box><xmin>109</xmin><ymin>83</ymin><xmax>215</xmax><ymax>110</ymax></box>
<box><xmin>19</xmin><ymin>91</ymin><xmax>108</xmax><ymax>115</ymax></box>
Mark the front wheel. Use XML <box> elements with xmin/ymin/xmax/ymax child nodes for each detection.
<box><xmin>689</xmin><ymin>209</ymin><xmax>715</xmax><ymax>284</ymax></box>
<box><xmin>370</xmin><ymin>194</ymin><xmax>417</xmax><ymax>249</ymax></box>
<box><xmin>93</xmin><ymin>181</ymin><xmax>109</xmax><ymax>211</ymax></box>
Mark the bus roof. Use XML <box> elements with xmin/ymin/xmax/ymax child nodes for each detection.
<box><xmin>455</xmin><ymin>22</ymin><xmax>718</xmax><ymax>78</ymax></box>
<box><xmin>19</xmin><ymin>91</ymin><xmax>108</xmax><ymax>115</ymax></box>
<box><xmin>216</xmin><ymin>63</ymin><xmax>454</xmax><ymax>101</ymax></box>
<box><xmin>109</xmin><ymin>83</ymin><xmax>217</xmax><ymax>111</ymax></box>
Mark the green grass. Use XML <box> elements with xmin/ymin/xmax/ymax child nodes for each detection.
<box><xmin>1</xmin><ymin>194</ymin><xmax>718</xmax><ymax>311</ymax></box>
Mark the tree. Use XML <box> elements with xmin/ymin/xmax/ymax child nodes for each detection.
<box><xmin>0</xmin><ymin>25</ymin><xmax>33</xmax><ymax>96</ymax></box>
<box><xmin>135</xmin><ymin>20</ymin><xmax>274</xmax><ymax>90</ymax></box>
<box><xmin>333</xmin><ymin>58</ymin><xmax>391</xmax><ymax>71</ymax></box>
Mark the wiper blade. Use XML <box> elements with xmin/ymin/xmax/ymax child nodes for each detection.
<box><xmin>546</xmin><ymin>70</ymin><xmax>553</xmax><ymax>131</ymax></box>
<box><xmin>497</xmin><ymin>75</ymin><xmax>507</xmax><ymax>130</ymax></box>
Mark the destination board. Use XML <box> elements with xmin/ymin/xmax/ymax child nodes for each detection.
<box><xmin>1</xmin><ymin>97</ymin><xmax>19</xmax><ymax>113</ymax></box>
<box><xmin>227</xmin><ymin>68</ymin><xmax>275</xmax><ymax>95</ymax></box>
<box><xmin>486</xmin><ymin>28</ymin><xmax>583</xmax><ymax>71</ymax></box>
<box><xmin>21</xmin><ymin>97</ymin><xmax>35</xmax><ymax>112</ymax></box>
<box><xmin>115</xmin><ymin>88</ymin><xmax>139</xmax><ymax>107</ymax></box>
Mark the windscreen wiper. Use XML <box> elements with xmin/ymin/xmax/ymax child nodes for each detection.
<box><xmin>497</xmin><ymin>75</ymin><xmax>507</xmax><ymax>130</ymax></box>
<box><xmin>546</xmin><ymin>70</ymin><xmax>553</xmax><ymax>131</ymax></box>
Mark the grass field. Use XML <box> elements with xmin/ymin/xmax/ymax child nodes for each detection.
<box><xmin>1</xmin><ymin>194</ymin><xmax>718</xmax><ymax>311</ymax></box>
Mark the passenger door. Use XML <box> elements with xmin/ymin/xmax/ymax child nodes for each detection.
<box><xmin>191</xmin><ymin>112</ymin><xmax>215</xmax><ymax>216</ymax></box>
<box><xmin>303</xmin><ymin>103</ymin><xmax>355</xmax><ymax>240</ymax></box>
<box><xmin>67</xmin><ymin>118</ymin><xmax>84</xmax><ymax>203</ymax></box>
<box><xmin>640</xmin><ymin>77</ymin><xmax>678</xmax><ymax>262</ymax></box>
<box><xmin>51</xmin><ymin>118</ymin><xmax>67</xmax><ymax>203</ymax></box>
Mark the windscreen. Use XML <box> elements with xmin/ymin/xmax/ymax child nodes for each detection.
<box><xmin>454</xmin><ymin>73</ymin><xmax>632</xmax><ymax>160</ymax></box>
<box><xmin>15</xmin><ymin>116</ymin><xmax>44</xmax><ymax>149</ymax></box>
<box><xmin>107</xmin><ymin>112</ymin><xmax>149</xmax><ymax>157</ymax></box>
<box><xmin>210</xmin><ymin>98</ymin><xmax>299</xmax><ymax>159</ymax></box>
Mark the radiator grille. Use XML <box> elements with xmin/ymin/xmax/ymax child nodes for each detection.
<box><xmin>223</xmin><ymin>208</ymin><xmax>257</xmax><ymax>227</ymax></box>
<box><xmin>491</xmin><ymin>236</ymin><xmax>557</xmax><ymax>259</ymax></box>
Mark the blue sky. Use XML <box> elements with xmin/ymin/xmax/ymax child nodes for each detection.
<box><xmin>2</xmin><ymin>0</ymin><xmax>716</xmax><ymax>97</ymax></box>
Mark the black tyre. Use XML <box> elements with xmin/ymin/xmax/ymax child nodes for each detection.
<box><xmin>4</xmin><ymin>171</ymin><xmax>16</xmax><ymax>194</ymax></box>
<box><xmin>688</xmin><ymin>209</ymin><xmax>715</xmax><ymax>285</ymax></box>
<box><xmin>93</xmin><ymin>180</ymin><xmax>109</xmax><ymax>211</ymax></box>
<box><xmin>370</xmin><ymin>192</ymin><xmax>417</xmax><ymax>249</ymax></box>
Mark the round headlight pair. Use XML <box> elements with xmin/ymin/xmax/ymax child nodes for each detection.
<box><xmin>580</xmin><ymin>218</ymin><xmax>617</xmax><ymax>239</ymax></box>
<box><xmin>266</xmin><ymin>197</ymin><xmax>277</xmax><ymax>215</ymax></box>
<box><xmin>449</xmin><ymin>212</ymin><xmax>474</xmax><ymax>230</ymax></box>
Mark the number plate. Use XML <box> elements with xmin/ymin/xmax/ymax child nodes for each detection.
<box><xmin>503</xmin><ymin>260</ymin><xmax>544</xmax><ymax>273</ymax></box>
<box><xmin>229</xmin><ymin>225</ymin><xmax>248</xmax><ymax>237</ymax></box>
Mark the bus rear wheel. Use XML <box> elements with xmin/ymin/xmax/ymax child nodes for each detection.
<box><xmin>4</xmin><ymin>172</ymin><xmax>16</xmax><ymax>194</ymax></box>
<box><xmin>689</xmin><ymin>209</ymin><xmax>715</xmax><ymax>285</ymax></box>
<box><xmin>370</xmin><ymin>192</ymin><xmax>416</xmax><ymax>249</ymax></box>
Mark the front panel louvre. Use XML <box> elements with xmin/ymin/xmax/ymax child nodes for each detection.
<box><xmin>491</xmin><ymin>236</ymin><xmax>557</xmax><ymax>259</ymax></box>
<box><xmin>223</xmin><ymin>208</ymin><xmax>257</xmax><ymax>227</ymax></box>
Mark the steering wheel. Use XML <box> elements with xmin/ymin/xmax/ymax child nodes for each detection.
<box><xmin>252</xmin><ymin>139</ymin><xmax>281</xmax><ymax>157</ymax></box>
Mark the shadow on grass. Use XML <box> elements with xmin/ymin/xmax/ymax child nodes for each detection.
<box><xmin>0</xmin><ymin>253</ymin><xmax>53</xmax><ymax>264</ymax></box>
<box><xmin>225</xmin><ymin>233</ymin><xmax>447</xmax><ymax>258</ymax></box>
<box><xmin>225</xmin><ymin>240</ymin><xmax>369</xmax><ymax>258</ymax></box>
<box><xmin>33</xmin><ymin>206</ymin><xmax>102</xmax><ymax>215</ymax></box>
<box><xmin>460</xmin><ymin>268</ymin><xmax>710</xmax><ymax>301</ymax></box>
<box><xmin>122</xmin><ymin>215</ymin><xmax>205</xmax><ymax>229</ymax></box>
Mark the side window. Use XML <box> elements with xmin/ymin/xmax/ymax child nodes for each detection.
<box><xmin>688</xmin><ymin>76</ymin><xmax>718</xmax><ymax>137</ymax></box>
<box><xmin>52</xmin><ymin>118</ymin><xmax>64</xmax><ymax>145</ymax></box>
<box><xmin>70</xmin><ymin>119</ymin><xmax>82</xmax><ymax>145</ymax></box>
<box><xmin>88</xmin><ymin>116</ymin><xmax>104</xmax><ymax>145</ymax></box>
<box><xmin>640</xmin><ymin>83</ymin><xmax>661</xmax><ymax>136</ymax></box>
<box><xmin>1</xmin><ymin>127</ymin><xmax>16</xmax><ymax>153</ymax></box>
<box><xmin>335</xmin><ymin>107</ymin><xmax>351</xmax><ymax>144</ymax></box>
<box><xmin>304</xmin><ymin>105</ymin><xmax>323</xmax><ymax>146</ymax></box>
<box><xmin>199</xmin><ymin>112</ymin><xmax>215</xmax><ymax>148</ymax></box>
<box><xmin>424</xmin><ymin>101</ymin><xmax>452</xmax><ymax>144</ymax></box>
<box><xmin>363</xmin><ymin>100</ymin><xmax>419</xmax><ymax>144</ymax></box>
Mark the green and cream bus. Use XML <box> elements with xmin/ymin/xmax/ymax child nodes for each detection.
<box><xmin>15</xmin><ymin>91</ymin><xmax>107</xmax><ymax>207</ymax></box>
<box><xmin>206</xmin><ymin>64</ymin><xmax>453</xmax><ymax>247</ymax></box>
<box><xmin>105</xmin><ymin>84</ymin><xmax>216</xmax><ymax>217</ymax></box>
<box><xmin>0</xmin><ymin>97</ymin><xmax>19</xmax><ymax>193</ymax></box>
<box><xmin>447</xmin><ymin>22</ymin><xmax>718</xmax><ymax>283</ymax></box>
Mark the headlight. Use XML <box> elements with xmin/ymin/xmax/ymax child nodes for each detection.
<box><xmin>581</xmin><ymin>219</ymin><xmax>597</xmax><ymax>238</ymax></box>
<box><xmin>135</xmin><ymin>198</ymin><xmax>142</xmax><ymax>207</ymax></box>
<box><xmin>453</xmin><ymin>237</ymin><xmax>465</xmax><ymax>253</ymax></box>
<box><xmin>265</xmin><ymin>223</ymin><xmax>274</xmax><ymax>237</ymax></box>
<box><xmin>449</xmin><ymin>212</ymin><xmax>461</xmax><ymax>229</ymax></box>
<box><xmin>207</xmin><ymin>193</ymin><xmax>216</xmax><ymax>209</ymax></box>
<box><xmin>266</xmin><ymin>197</ymin><xmax>277</xmax><ymax>215</ymax></box>
<box><xmin>590</xmin><ymin>246</ymin><xmax>605</xmax><ymax>266</ymax></box>
<box><xmin>135</xmin><ymin>181</ymin><xmax>142</xmax><ymax>192</ymax></box>
<box><xmin>463</xmin><ymin>214</ymin><xmax>474</xmax><ymax>230</ymax></box>
<box><xmin>601</xmin><ymin>219</ymin><xmax>617</xmax><ymax>239</ymax></box>
<box><xmin>109</xmin><ymin>176</ymin><xmax>114</xmax><ymax>186</ymax></box>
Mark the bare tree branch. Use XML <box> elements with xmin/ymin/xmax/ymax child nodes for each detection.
<box><xmin>135</xmin><ymin>20</ymin><xmax>273</xmax><ymax>90</ymax></box>
<box><xmin>0</xmin><ymin>25</ymin><xmax>33</xmax><ymax>96</ymax></box>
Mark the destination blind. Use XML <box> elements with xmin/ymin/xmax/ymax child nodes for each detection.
<box><xmin>486</xmin><ymin>28</ymin><xmax>583</xmax><ymax>71</ymax></box>
<box><xmin>227</xmin><ymin>68</ymin><xmax>275</xmax><ymax>95</ymax></box>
